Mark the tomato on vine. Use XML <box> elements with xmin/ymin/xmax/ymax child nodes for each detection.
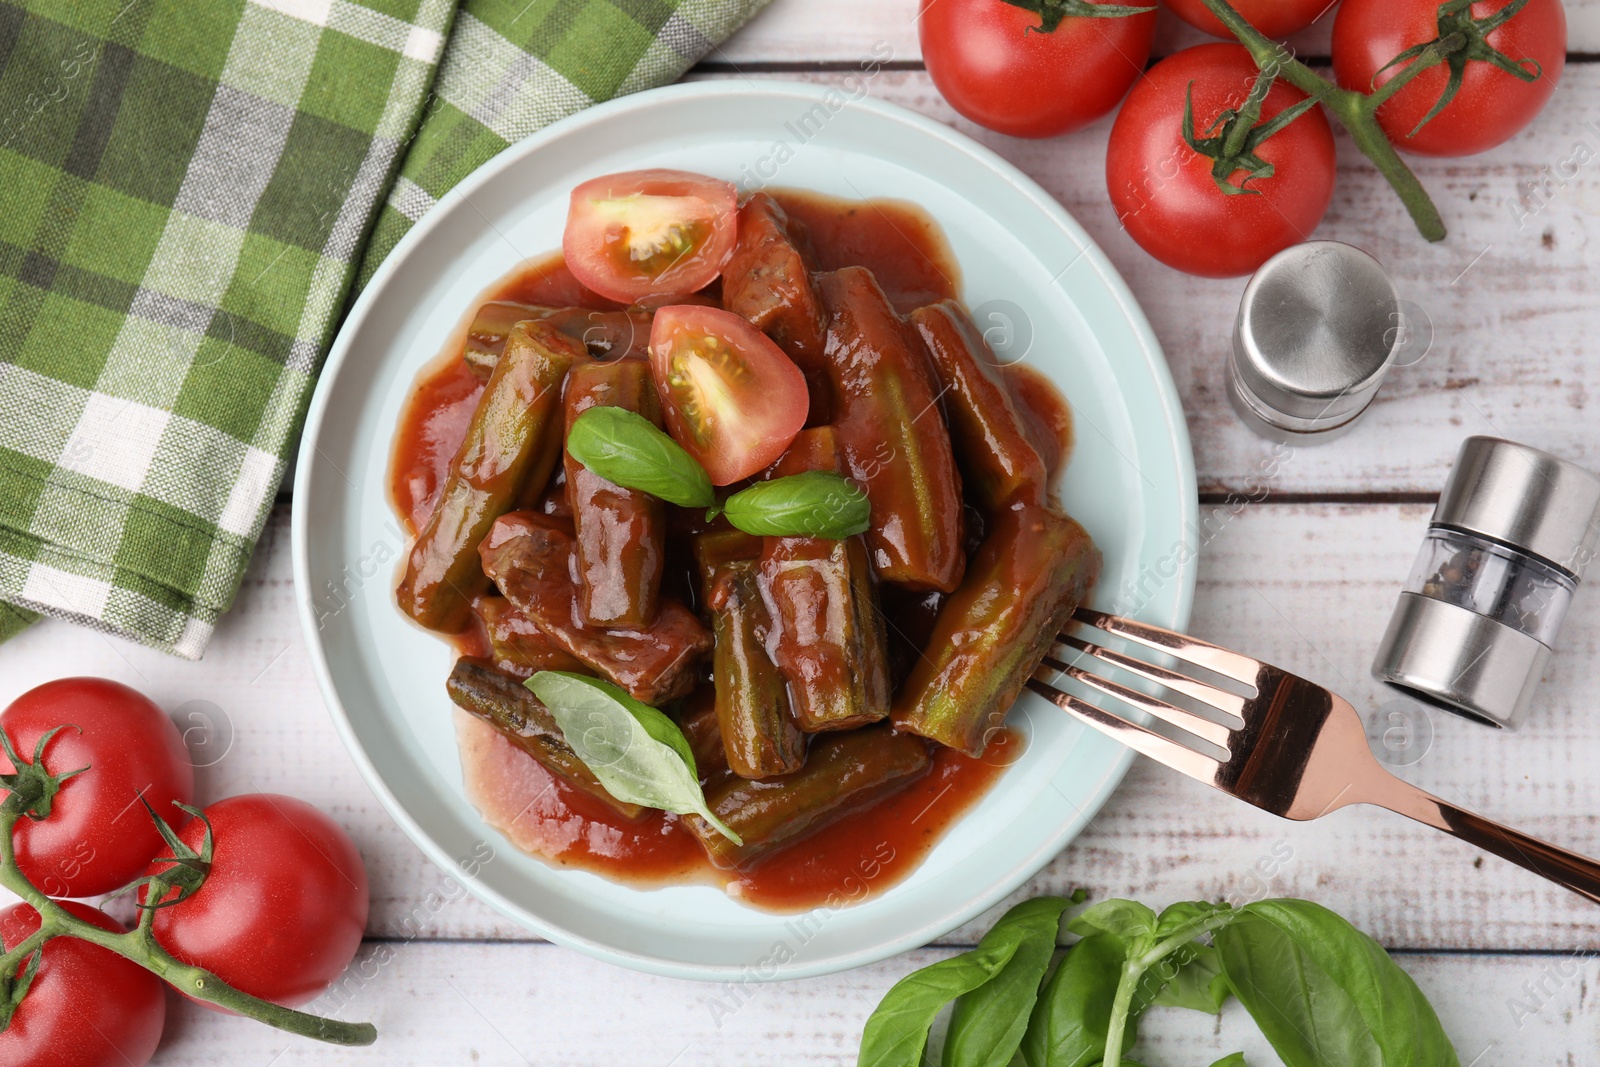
<box><xmin>141</xmin><ymin>794</ymin><xmax>369</xmax><ymax>1007</ymax></box>
<box><xmin>1333</xmin><ymin>0</ymin><xmax>1566</xmax><ymax>156</ymax></box>
<box><xmin>920</xmin><ymin>0</ymin><xmax>1158</xmax><ymax>139</ymax></box>
<box><xmin>1106</xmin><ymin>44</ymin><xmax>1336</xmax><ymax>277</ymax></box>
<box><xmin>0</xmin><ymin>901</ymin><xmax>165</xmax><ymax>1067</ymax></box>
<box><xmin>1164</xmin><ymin>0</ymin><xmax>1336</xmax><ymax>39</ymax></box>
<box><xmin>0</xmin><ymin>678</ymin><xmax>193</xmax><ymax>898</ymax></box>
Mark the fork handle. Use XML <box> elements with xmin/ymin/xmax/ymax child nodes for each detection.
<box><xmin>1369</xmin><ymin>780</ymin><xmax>1600</xmax><ymax>905</ymax></box>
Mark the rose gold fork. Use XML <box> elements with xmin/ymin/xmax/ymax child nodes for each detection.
<box><xmin>1028</xmin><ymin>606</ymin><xmax>1600</xmax><ymax>904</ymax></box>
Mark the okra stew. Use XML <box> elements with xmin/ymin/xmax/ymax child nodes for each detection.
<box><xmin>389</xmin><ymin>170</ymin><xmax>1102</xmax><ymax>911</ymax></box>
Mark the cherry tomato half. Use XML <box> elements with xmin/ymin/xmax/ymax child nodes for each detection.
<box><xmin>1</xmin><ymin>678</ymin><xmax>194</xmax><ymax>898</ymax></box>
<box><xmin>1163</xmin><ymin>0</ymin><xmax>1335</xmax><ymax>39</ymax></box>
<box><xmin>1333</xmin><ymin>0</ymin><xmax>1564</xmax><ymax>157</ymax></box>
<box><xmin>0</xmin><ymin>900</ymin><xmax>165</xmax><ymax>1067</ymax></box>
<box><xmin>142</xmin><ymin>794</ymin><xmax>369</xmax><ymax>1008</ymax></box>
<box><xmin>649</xmin><ymin>305</ymin><xmax>809</xmax><ymax>485</ymax></box>
<box><xmin>1107</xmin><ymin>44</ymin><xmax>1336</xmax><ymax>277</ymax></box>
<box><xmin>564</xmin><ymin>169</ymin><xmax>739</xmax><ymax>303</ymax></box>
<box><xmin>920</xmin><ymin>0</ymin><xmax>1156</xmax><ymax>139</ymax></box>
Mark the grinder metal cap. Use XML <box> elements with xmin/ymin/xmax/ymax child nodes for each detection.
<box><xmin>1229</xmin><ymin>241</ymin><xmax>1399</xmax><ymax>443</ymax></box>
<box><xmin>1434</xmin><ymin>436</ymin><xmax>1600</xmax><ymax>576</ymax></box>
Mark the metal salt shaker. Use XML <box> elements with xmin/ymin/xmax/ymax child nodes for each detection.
<box><xmin>1373</xmin><ymin>437</ymin><xmax>1600</xmax><ymax>729</ymax></box>
<box><xmin>1227</xmin><ymin>241</ymin><xmax>1401</xmax><ymax>444</ymax></box>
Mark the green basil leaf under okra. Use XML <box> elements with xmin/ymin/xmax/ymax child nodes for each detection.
<box><xmin>524</xmin><ymin>671</ymin><xmax>740</xmax><ymax>844</ymax></box>
<box><xmin>721</xmin><ymin>471</ymin><xmax>871</xmax><ymax>539</ymax></box>
<box><xmin>565</xmin><ymin>405</ymin><xmax>715</xmax><ymax>509</ymax></box>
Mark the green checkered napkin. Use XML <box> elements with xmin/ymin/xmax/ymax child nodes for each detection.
<box><xmin>0</xmin><ymin>0</ymin><xmax>769</xmax><ymax>658</ymax></box>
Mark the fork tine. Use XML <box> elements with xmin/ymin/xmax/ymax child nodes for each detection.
<box><xmin>1073</xmin><ymin>607</ymin><xmax>1262</xmax><ymax>688</ymax></box>
<box><xmin>1041</xmin><ymin>651</ymin><xmax>1235</xmax><ymax>750</ymax></box>
<box><xmin>1055</xmin><ymin>634</ymin><xmax>1247</xmax><ymax>722</ymax></box>
<box><xmin>1026</xmin><ymin>675</ymin><xmax>1222</xmax><ymax>784</ymax></box>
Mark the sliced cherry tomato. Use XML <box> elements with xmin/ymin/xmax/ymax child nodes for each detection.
<box><xmin>1</xmin><ymin>678</ymin><xmax>194</xmax><ymax>898</ymax></box>
<box><xmin>649</xmin><ymin>305</ymin><xmax>809</xmax><ymax>485</ymax></box>
<box><xmin>1163</xmin><ymin>0</ymin><xmax>1334</xmax><ymax>39</ymax></box>
<box><xmin>1333</xmin><ymin>0</ymin><xmax>1564</xmax><ymax>157</ymax></box>
<box><xmin>919</xmin><ymin>0</ymin><xmax>1156</xmax><ymax>139</ymax></box>
<box><xmin>564</xmin><ymin>169</ymin><xmax>738</xmax><ymax>303</ymax></box>
<box><xmin>0</xmin><ymin>900</ymin><xmax>165</xmax><ymax>1067</ymax></box>
<box><xmin>1106</xmin><ymin>44</ymin><xmax>1336</xmax><ymax>277</ymax></box>
<box><xmin>141</xmin><ymin>794</ymin><xmax>368</xmax><ymax>1008</ymax></box>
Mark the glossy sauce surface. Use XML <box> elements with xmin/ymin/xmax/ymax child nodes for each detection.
<box><xmin>393</xmin><ymin>197</ymin><xmax>1065</xmax><ymax>912</ymax></box>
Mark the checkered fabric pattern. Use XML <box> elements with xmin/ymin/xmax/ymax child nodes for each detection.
<box><xmin>0</xmin><ymin>0</ymin><xmax>769</xmax><ymax>658</ymax></box>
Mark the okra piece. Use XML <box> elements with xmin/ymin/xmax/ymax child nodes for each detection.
<box><xmin>757</xmin><ymin>427</ymin><xmax>891</xmax><ymax>732</ymax></box>
<box><xmin>564</xmin><ymin>360</ymin><xmax>667</xmax><ymax>627</ymax></box>
<box><xmin>446</xmin><ymin>656</ymin><xmax>646</xmax><ymax>820</ymax></box>
<box><xmin>683</xmin><ymin>725</ymin><xmax>931</xmax><ymax>868</ymax></box>
<box><xmin>677</xmin><ymin>688</ymin><xmax>731</xmax><ymax>782</ymax></box>
<box><xmin>818</xmin><ymin>267</ymin><xmax>965</xmax><ymax>592</ymax></box>
<box><xmin>480</xmin><ymin>512</ymin><xmax>712</xmax><ymax>704</ymax></box>
<box><xmin>464</xmin><ymin>302</ymin><xmax>652</xmax><ymax>378</ymax></box>
<box><xmin>474</xmin><ymin>595</ymin><xmax>586</xmax><ymax>677</ymax></box>
<box><xmin>892</xmin><ymin>505</ymin><xmax>1102</xmax><ymax>757</ymax></box>
<box><xmin>721</xmin><ymin>194</ymin><xmax>831</xmax><ymax>418</ymax></box>
<box><xmin>701</xmin><ymin>543</ymin><xmax>806</xmax><ymax>780</ymax></box>
<box><xmin>397</xmin><ymin>321</ymin><xmax>581</xmax><ymax>632</ymax></box>
<box><xmin>909</xmin><ymin>300</ymin><xmax>1048</xmax><ymax>510</ymax></box>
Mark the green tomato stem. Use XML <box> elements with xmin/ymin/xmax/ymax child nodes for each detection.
<box><xmin>0</xmin><ymin>794</ymin><xmax>376</xmax><ymax>1046</ymax></box>
<box><xmin>1196</xmin><ymin>0</ymin><xmax>1448</xmax><ymax>241</ymax></box>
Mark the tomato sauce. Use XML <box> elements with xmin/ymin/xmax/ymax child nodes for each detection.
<box><xmin>773</xmin><ymin>190</ymin><xmax>960</xmax><ymax>314</ymax></box>
<box><xmin>390</xmin><ymin>195</ymin><xmax>1060</xmax><ymax>912</ymax></box>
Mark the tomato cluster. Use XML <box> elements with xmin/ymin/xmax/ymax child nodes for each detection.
<box><xmin>0</xmin><ymin>679</ymin><xmax>369</xmax><ymax>1067</ymax></box>
<box><xmin>919</xmin><ymin>0</ymin><xmax>1568</xmax><ymax>276</ymax></box>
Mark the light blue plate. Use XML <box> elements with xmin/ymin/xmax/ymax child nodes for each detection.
<box><xmin>293</xmin><ymin>81</ymin><xmax>1196</xmax><ymax>981</ymax></box>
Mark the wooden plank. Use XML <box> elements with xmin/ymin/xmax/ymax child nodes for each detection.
<box><xmin>689</xmin><ymin>65</ymin><xmax>1600</xmax><ymax>494</ymax></box>
<box><xmin>6</xmin><ymin>501</ymin><xmax>1600</xmax><ymax>954</ymax></box>
<box><xmin>140</xmin><ymin>940</ymin><xmax>1597</xmax><ymax>1064</ymax></box>
<box><xmin>718</xmin><ymin>0</ymin><xmax>1600</xmax><ymax>63</ymax></box>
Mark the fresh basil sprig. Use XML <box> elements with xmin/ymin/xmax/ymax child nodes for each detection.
<box><xmin>858</xmin><ymin>896</ymin><xmax>1459</xmax><ymax>1067</ymax></box>
<box><xmin>721</xmin><ymin>471</ymin><xmax>870</xmax><ymax>539</ymax></box>
<box><xmin>566</xmin><ymin>406</ymin><xmax>870</xmax><ymax>539</ymax></box>
<box><xmin>566</xmin><ymin>406</ymin><xmax>715</xmax><ymax>508</ymax></box>
<box><xmin>858</xmin><ymin>896</ymin><xmax>1074</xmax><ymax>1067</ymax></box>
<box><xmin>524</xmin><ymin>671</ymin><xmax>740</xmax><ymax>844</ymax></box>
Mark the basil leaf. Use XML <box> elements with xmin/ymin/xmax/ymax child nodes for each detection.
<box><xmin>1208</xmin><ymin>1055</ymin><xmax>1249</xmax><ymax>1067</ymax></box>
<box><xmin>1150</xmin><ymin>942</ymin><xmax>1230</xmax><ymax>1013</ymax></box>
<box><xmin>1018</xmin><ymin>933</ymin><xmax>1139</xmax><ymax>1067</ymax></box>
<box><xmin>1214</xmin><ymin>899</ymin><xmax>1460</xmax><ymax>1067</ymax></box>
<box><xmin>858</xmin><ymin>898</ymin><xmax>1068</xmax><ymax>1067</ymax></box>
<box><xmin>566</xmin><ymin>406</ymin><xmax>714</xmax><ymax>508</ymax></box>
<box><xmin>942</xmin><ymin>897</ymin><xmax>1072</xmax><ymax>1067</ymax></box>
<box><xmin>525</xmin><ymin>671</ymin><xmax>739</xmax><ymax>844</ymax></box>
<box><xmin>722</xmin><ymin>471</ymin><xmax>871</xmax><ymax>539</ymax></box>
<box><xmin>1067</xmin><ymin>899</ymin><xmax>1158</xmax><ymax>945</ymax></box>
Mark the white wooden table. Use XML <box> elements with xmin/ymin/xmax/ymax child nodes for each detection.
<box><xmin>5</xmin><ymin>4</ymin><xmax>1600</xmax><ymax>1062</ymax></box>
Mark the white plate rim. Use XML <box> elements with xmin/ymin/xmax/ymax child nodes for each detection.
<box><xmin>292</xmin><ymin>79</ymin><xmax>1197</xmax><ymax>981</ymax></box>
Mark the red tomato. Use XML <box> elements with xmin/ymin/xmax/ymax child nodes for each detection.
<box><xmin>0</xmin><ymin>901</ymin><xmax>165</xmax><ymax>1067</ymax></box>
<box><xmin>1163</xmin><ymin>0</ymin><xmax>1336</xmax><ymax>39</ymax></box>
<box><xmin>141</xmin><ymin>794</ymin><xmax>368</xmax><ymax>1007</ymax></box>
<box><xmin>564</xmin><ymin>169</ymin><xmax>738</xmax><ymax>303</ymax></box>
<box><xmin>1</xmin><ymin>678</ymin><xmax>194</xmax><ymax>898</ymax></box>
<box><xmin>920</xmin><ymin>0</ymin><xmax>1156</xmax><ymax>138</ymax></box>
<box><xmin>1106</xmin><ymin>44</ymin><xmax>1336</xmax><ymax>277</ymax></box>
<box><xmin>649</xmin><ymin>305</ymin><xmax>809</xmax><ymax>485</ymax></box>
<box><xmin>1333</xmin><ymin>0</ymin><xmax>1565</xmax><ymax>157</ymax></box>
